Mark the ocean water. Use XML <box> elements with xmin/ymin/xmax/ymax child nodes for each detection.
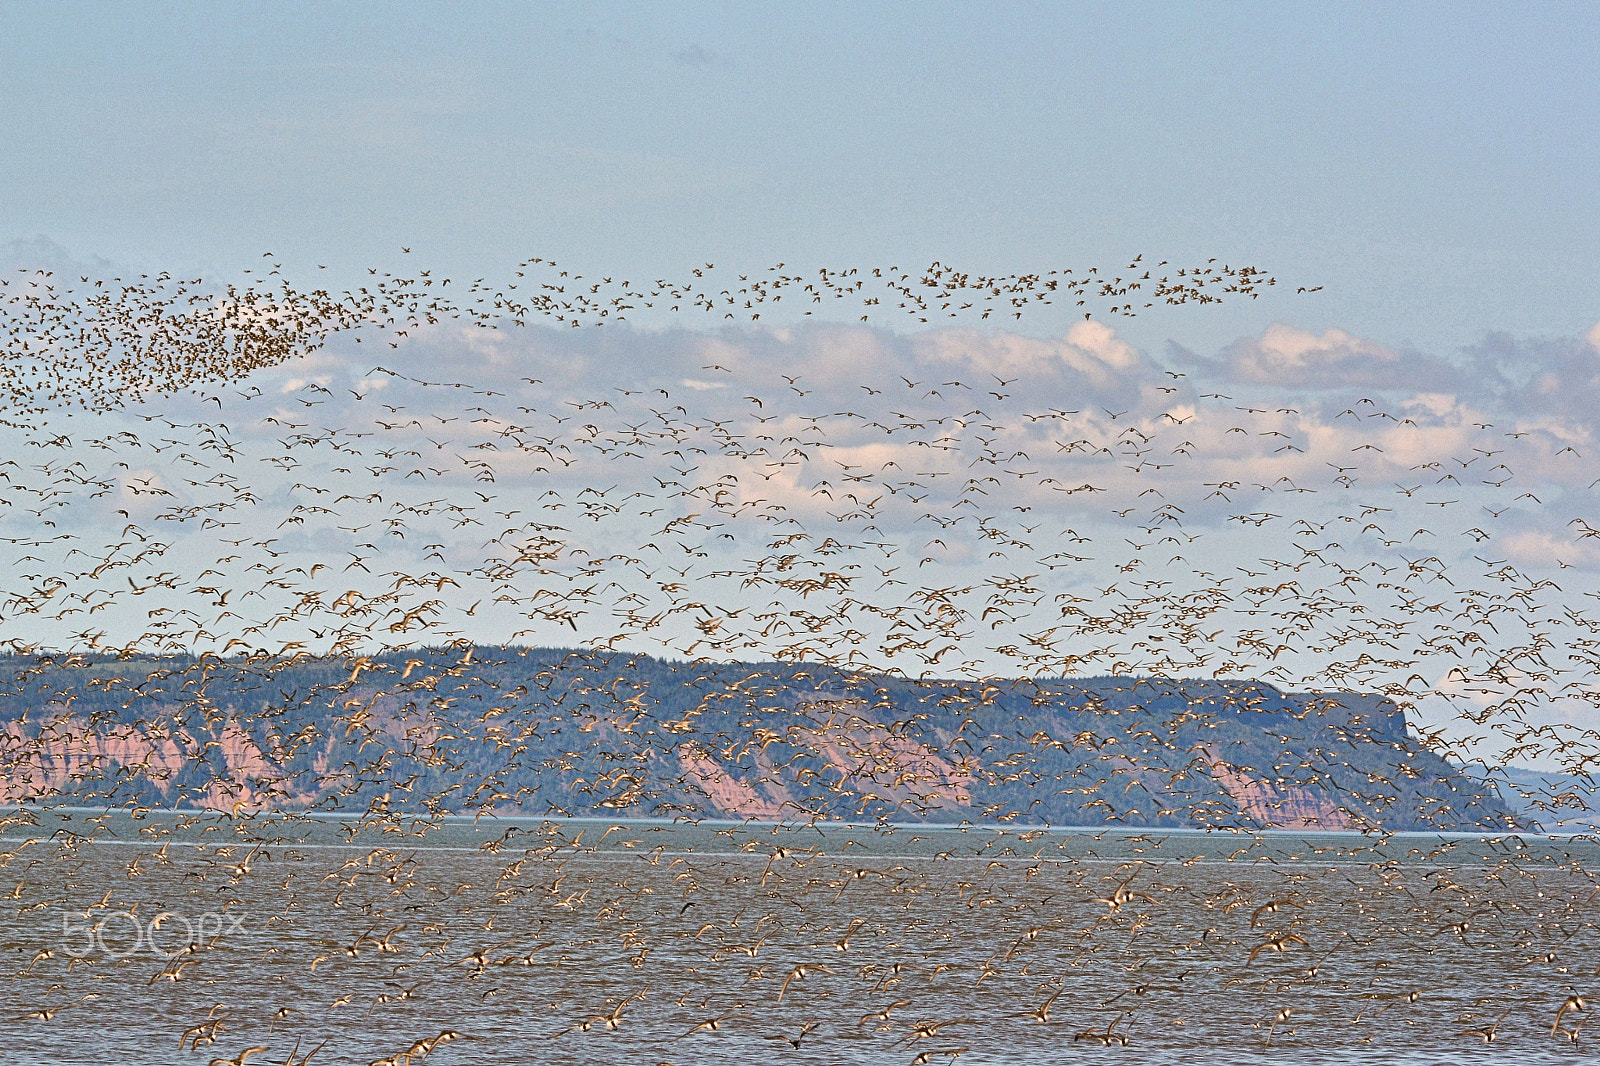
<box><xmin>1</xmin><ymin>809</ymin><xmax>1597</xmax><ymax>1065</ymax></box>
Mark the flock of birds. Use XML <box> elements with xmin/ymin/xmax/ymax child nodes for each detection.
<box><xmin>0</xmin><ymin>248</ymin><xmax>1595</xmax><ymax>1059</ymax></box>
<box><xmin>0</xmin><ymin>253</ymin><xmax>1272</xmax><ymax>424</ymax></box>
<box><xmin>0</xmin><ymin>253</ymin><xmax>1591</xmax><ymax>767</ymax></box>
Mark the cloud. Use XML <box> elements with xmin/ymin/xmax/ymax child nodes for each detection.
<box><xmin>1421</xmin><ymin>329</ymin><xmax>1600</xmax><ymax>462</ymax></box>
<box><xmin>914</xmin><ymin>320</ymin><xmax>1146</xmax><ymax>389</ymax></box>
<box><xmin>1498</xmin><ymin>528</ymin><xmax>1600</xmax><ymax>573</ymax></box>
<box><xmin>196</xmin><ymin>317</ymin><xmax>1600</xmax><ymax>531</ymax></box>
<box><xmin>1214</xmin><ymin>323</ymin><xmax>1460</xmax><ymax>390</ymax></box>
<box><xmin>0</xmin><ymin>235</ymin><xmax>118</xmax><ymax>279</ymax></box>
<box><xmin>1502</xmin><ymin>337</ymin><xmax>1600</xmax><ymax>427</ymax></box>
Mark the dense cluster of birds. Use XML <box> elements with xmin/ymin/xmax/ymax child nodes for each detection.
<box><xmin>0</xmin><ymin>254</ymin><xmax>1271</xmax><ymax>423</ymax></box>
<box><xmin>0</xmin><ymin>249</ymin><xmax>1596</xmax><ymax>1058</ymax></box>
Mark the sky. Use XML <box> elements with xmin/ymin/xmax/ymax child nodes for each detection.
<box><xmin>2</xmin><ymin>1</ymin><xmax>1597</xmax><ymax>354</ymax></box>
<box><xmin>2</xmin><ymin>3</ymin><xmax>1599</xmax><ymax>768</ymax></box>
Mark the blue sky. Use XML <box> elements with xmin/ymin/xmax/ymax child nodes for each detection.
<box><xmin>3</xmin><ymin>1</ymin><xmax>1596</xmax><ymax>354</ymax></box>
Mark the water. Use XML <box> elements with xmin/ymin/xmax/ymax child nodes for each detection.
<box><xmin>2</xmin><ymin>809</ymin><xmax>1597</xmax><ymax>1064</ymax></box>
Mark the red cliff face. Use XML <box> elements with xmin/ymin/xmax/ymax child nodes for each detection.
<box><xmin>0</xmin><ymin>710</ymin><xmax>309</xmax><ymax>811</ymax></box>
<box><xmin>675</xmin><ymin>701</ymin><xmax>973</xmax><ymax>820</ymax></box>
<box><xmin>1</xmin><ymin>716</ymin><xmax>183</xmax><ymax>803</ymax></box>
<box><xmin>677</xmin><ymin>744</ymin><xmax>794</xmax><ymax>820</ymax></box>
<box><xmin>1198</xmin><ymin>744</ymin><xmax>1357</xmax><ymax>830</ymax></box>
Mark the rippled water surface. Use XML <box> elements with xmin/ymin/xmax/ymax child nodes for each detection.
<box><xmin>2</xmin><ymin>810</ymin><xmax>1598</xmax><ymax>1065</ymax></box>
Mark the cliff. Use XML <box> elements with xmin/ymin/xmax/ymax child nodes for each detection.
<box><xmin>0</xmin><ymin>651</ymin><xmax>1518</xmax><ymax>831</ymax></box>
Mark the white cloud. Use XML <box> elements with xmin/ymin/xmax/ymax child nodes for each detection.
<box><xmin>1216</xmin><ymin>323</ymin><xmax>1460</xmax><ymax>390</ymax></box>
<box><xmin>1499</xmin><ymin>528</ymin><xmax>1600</xmax><ymax>573</ymax></box>
<box><xmin>913</xmin><ymin>321</ymin><xmax>1146</xmax><ymax>388</ymax></box>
